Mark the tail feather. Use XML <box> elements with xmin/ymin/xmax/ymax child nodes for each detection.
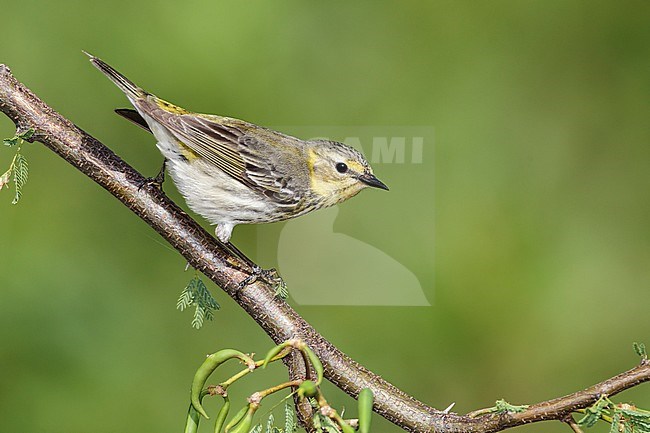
<box><xmin>84</xmin><ymin>51</ymin><xmax>145</xmax><ymax>100</ymax></box>
<box><xmin>115</xmin><ymin>108</ymin><xmax>152</xmax><ymax>133</ymax></box>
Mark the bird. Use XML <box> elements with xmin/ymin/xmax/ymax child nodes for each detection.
<box><xmin>86</xmin><ymin>52</ymin><xmax>388</xmax><ymax>243</ymax></box>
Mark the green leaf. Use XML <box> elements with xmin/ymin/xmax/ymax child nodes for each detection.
<box><xmin>265</xmin><ymin>414</ymin><xmax>274</xmax><ymax>433</ymax></box>
<box><xmin>260</xmin><ymin>268</ymin><xmax>288</xmax><ymax>299</ymax></box>
<box><xmin>3</xmin><ymin>129</ymin><xmax>33</xmax><ymax>146</ymax></box>
<box><xmin>249</xmin><ymin>425</ymin><xmax>262</xmax><ymax>433</ymax></box>
<box><xmin>3</xmin><ymin>136</ymin><xmax>18</xmax><ymax>147</ymax></box>
<box><xmin>633</xmin><ymin>342</ymin><xmax>647</xmax><ymax>360</ymax></box>
<box><xmin>196</xmin><ymin>277</ymin><xmax>219</xmax><ymax>310</ymax></box>
<box><xmin>578</xmin><ymin>395</ymin><xmax>612</xmax><ymax>427</ymax></box>
<box><xmin>18</xmin><ymin>129</ymin><xmax>34</xmax><ymax>140</ymax></box>
<box><xmin>615</xmin><ymin>404</ymin><xmax>650</xmax><ymax>433</ymax></box>
<box><xmin>610</xmin><ymin>411</ymin><xmax>622</xmax><ymax>433</ymax></box>
<box><xmin>191</xmin><ymin>306</ymin><xmax>205</xmax><ymax>329</ymax></box>
<box><xmin>494</xmin><ymin>399</ymin><xmax>528</xmax><ymax>414</ymax></box>
<box><xmin>12</xmin><ymin>152</ymin><xmax>28</xmax><ymax>204</ymax></box>
<box><xmin>177</xmin><ymin>275</ymin><xmax>220</xmax><ymax>329</ymax></box>
<box><xmin>313</xmin><ymin>413</ymin><xmax>339</xmax><ymax>433</ymax></box>
<box><xmin>274</xmin><ymin>281</ymin><xmax>288</xmax><ymax>300</ymax></box>
<box><xmin>284</xmin><ymin>402</ymin><xmax>296</xmax><ymax>433</ymax></box>
<box><xmin>176</xmin><ymin>287</ymin><xmax>193</xmax><ymax>310</ymax></box>
<box><xmin>319</xmin><ymin>415</ymin><xmax>339</xmax><ymax>433</ymax></box>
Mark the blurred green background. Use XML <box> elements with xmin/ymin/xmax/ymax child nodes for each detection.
<box><xmin>1</xmin><ymin>1</ymin><xmax>648</xmax><ymax>432</ymax></box>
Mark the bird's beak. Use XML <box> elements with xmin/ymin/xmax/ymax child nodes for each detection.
<box><xmin>358</xmin><ymin>173</ymin><xmax>389</xmax><ymax>191</ymax></box>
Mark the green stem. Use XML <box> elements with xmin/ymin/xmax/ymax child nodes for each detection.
<box><xmin>574</xmin><ymin>408</ymin><xmax>614</xmax><ymax>424</ymax></box>
<box><xmin>220</xmin><ymin>349</ymin><xmax>290</xmax><ymax>390</ymax></box>
<box><xmin>256</xmin><ymin>380</ymin><xmax>302</xmax><ymax>400</ymax></box>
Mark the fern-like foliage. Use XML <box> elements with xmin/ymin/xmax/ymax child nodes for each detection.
<box><xmin>2</xmin><ymin>129</ymin><xmax>33</xmax><ymax>204</ymax></box>
<box><xmin>579</xmin><ymin>395</ymin><xmax>613</xmax><ymax>428</ymax></box>
<box><xmin>634</xmin><ymin>342</ymin><xmax>647</xmax><ymax>361</ymax></box>
<box><xmin>578</xmin><ymin>395</ymin><xmax>650</xmax><ymax>433</ymax></box>
<box><xmin>265</xmin><ymin>413</ymin><xmax>275</xmax><ymax>433</ymax></box>
<box><xmin>275</xmin><ymin>281</ymin><xmax>289</xmax><ymax>300</ymax></box>
<box><xmin>284</xmin><ymin>401</ymin><xmax>297</xmax><ymax>433</ymax></box>
<box><xmin>249</xmin><ymin>403</ymin><xmax>297</xmax><ymax>433</ymax></box>
<box><xmin>313</xmin><ymin>412</ymin><xmax>339</xmax><ymax>433</ymax></box>
<box><xmin>12</xmin><ymin>153</ymin><xmax>28</xmax><ymax>204</ymax></box>
<box><xmin>494</xmin><ymin>399</ymin><xmax>529</xmax><ymax>414</ymax></box>
<box><xmin>177</xmin><ymin>274</ymin><xmax>220</xmax><ymax>329</ymax></box>
<box><xmin>615</xmin><ymin>405</ymin><xmax>650</xmax><ymax>433</ymax></box>
<box><xmin>3</xmin><ymin>136</ymin><xmax>20</xmax><ymax>147</ymax></box>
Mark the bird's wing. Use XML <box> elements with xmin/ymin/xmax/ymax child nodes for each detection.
<box><xmin>137</xmin><ymin>99</ymin><xmax>305</xmax><ymax>205</ymax></box>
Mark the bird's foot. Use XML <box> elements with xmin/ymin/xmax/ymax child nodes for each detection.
<box><xmin>238</xmin><ymin>266</ymin><xmax>288</xmax><ymax>299</ymax></box>
<box><xmin>138</xmin><ymin>160</ymin><xmax>166</xmax><ymax>191</ymax></box>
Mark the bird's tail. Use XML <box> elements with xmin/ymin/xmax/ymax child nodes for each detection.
<box><xmin>84</xmin><ymin>51</ymin><xmax>146</xmax><ymax>100</ymax></box>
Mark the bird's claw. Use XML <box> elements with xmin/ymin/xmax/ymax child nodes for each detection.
<box><xmin>138</xmin><ymin>160</ymin><xmax>166</xmax><ymax>191</ymax></box>
<box><xmin>238</xmin><ymin>266</ymin><xmax>288</xmax><ymax>299</ymax></box>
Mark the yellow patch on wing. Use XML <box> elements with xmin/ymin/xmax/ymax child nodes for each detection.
<box><xmin>176</xmin><ymin>138</ymin><xmax>200</xmax><ymax>161</ymax></box>
<box><xmin>151</xmin><ymin>98</ymin><xmax>197</xmax><ymax>159</ymax></box>
<box><xmin>155</xmin><ymin>98</ymin><xmax>190</xmax><ymax>115</ymax></box>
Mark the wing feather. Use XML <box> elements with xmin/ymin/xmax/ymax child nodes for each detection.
<box><xmin>136</xmin><ymin>98</ymin><xmax>306</xmax><ymax>206</ymax></box>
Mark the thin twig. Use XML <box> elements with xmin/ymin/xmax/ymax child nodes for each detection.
<box><xmin>563</xmin><ymin>415</ymin><xmax>585</xmax><ymax>433</ymax></box>
<box><xmin>251</xmin><ymin>380</ymin><xmax>303</xmax><ymax>402</ymax></box>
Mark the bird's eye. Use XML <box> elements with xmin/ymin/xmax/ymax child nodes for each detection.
<box><xmin>336</xmin><ymin>162</ymin><xmax>348</xmax><ymax>173</ymax></box>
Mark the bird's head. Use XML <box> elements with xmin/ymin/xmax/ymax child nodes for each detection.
<box><xmin>306</xmin><ymin>140</ymin><xmax>388</xmax><ymax>206</ymax></box>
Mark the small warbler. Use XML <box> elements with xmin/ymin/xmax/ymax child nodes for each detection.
<box><xmin>86</xmin><ymin>53</ymin><xmax>388</xmax><ymax>243</ymax></box>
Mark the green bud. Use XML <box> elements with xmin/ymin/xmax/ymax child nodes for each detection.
<box><xmin>301</xmin><ymin>345</ymin><xmax>324</xmax><ymax>385</ymax></box>
<box><xmin>226</xmin><ymin>405</ymin><xmax>258</xmax><ymax>433</ymax></box>
<box><xmin>184</xmin><ymin>403</ymin><xmax>201</xmax><ymax>433</ymax></box>
<box><xmin>213</xmin><ymin>397</ymin><xmax>230</xmax><ymax>433</ymax></box>
<box><xmin>224</xmin><ymin>405</ymin><xmax>249</xmax><ymax>433</ymax></box>
<box><xmin>228</xmin><ymin>407</ymin><xmax>255</xmax><ymax>433</ymax></box>
<box><xmin>191</xmin><ymin>349</ymin><xmax>254</xmax><ymax>419</ymax></box>
<box><xmin>262</xmin><ymin>341</ymin><xmax>290</xmax><ymax>368</ymax></box>
<box><xmin>357</xmin><ymin>388</ymin><xmax>374</xmax><ymax>433</ymax></box>
<box><xmin>298</xmin><ymin>380</ymin><xmax>318</xmax><ymax>398</ymax></box>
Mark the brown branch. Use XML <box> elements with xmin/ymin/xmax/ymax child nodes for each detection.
<box><xmin>1</xmin><ymin>63</ymin><xmax>648</xmax><ymax>433</ymax></box>
<box><xmin>563</xmin><ymin>415</ymin><xmax>585</xmax><ymax>433</ymax></box>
